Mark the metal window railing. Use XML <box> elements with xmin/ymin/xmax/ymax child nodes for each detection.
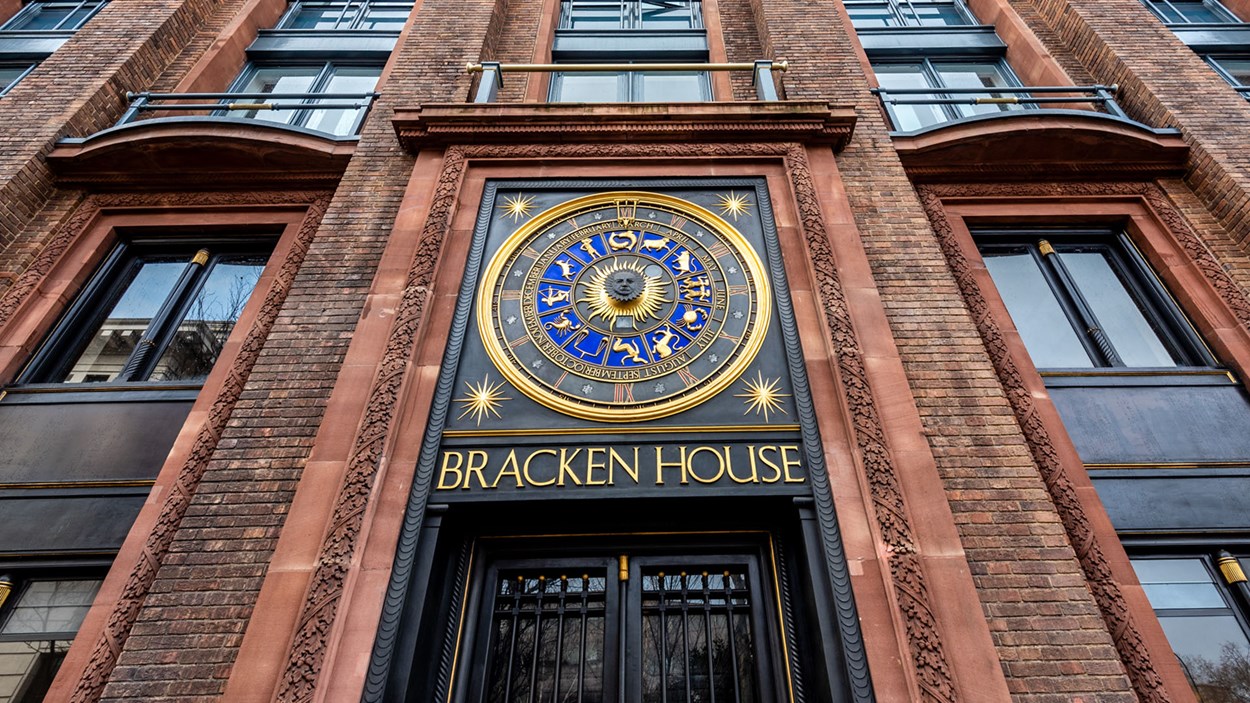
<box><xmin>466</xmin><ymin>59</ymin><xmax>786</xmax><ymax>102</ymax></box>
<box><xmin>872</xmin><ymin>84</ymin><xmax>1128</xmax><ymax>130</ymax></box>
<box><xmin>117</xmin><ymin>90</ymin><xmax>380</xmax><ymax>135</ymax></box>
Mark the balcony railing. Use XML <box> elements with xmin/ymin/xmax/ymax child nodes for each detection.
<box><xmin>117</xmin><ymin>90</ymin><xmax>380</xmax><ymax>137</ymax></box>
<box><xmin>466</xmin><ymin>59</ymin><xmax>788</xmax><ymax>102</ymax></box>
<box><xmin>872</xmin><ymin>84</ymin><xmax>1129</xmax><ymax>132</ymax></box>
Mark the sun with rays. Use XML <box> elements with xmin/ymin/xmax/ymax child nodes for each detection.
<box><xmin>502</xmin><ymin>194</ymin><xmax>535</xmax><ymax>222</ymax></box>
<box><xmin>577</xmin><ymin>261</ymin><xmax>670</xmax><ymax>328</ymax></box>
<box><xmin>455</xmin><ymin>375</ymin><xmax>511</xmax><ymax>425</ymax></box>
<box><xmin>716</xmin><ymin>191</ymin><xmax>752</xmax><ymax>221</ymax></box>
<box><xmin>735</xmin><ymin>371</ymin><xmax>789</xmax><ymax>421</ymax></box>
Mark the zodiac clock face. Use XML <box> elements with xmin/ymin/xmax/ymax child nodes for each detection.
<box><xmin>477</xmin><ymin>191</ymin><xmax>771</xmax><ymax>422</ymax></box>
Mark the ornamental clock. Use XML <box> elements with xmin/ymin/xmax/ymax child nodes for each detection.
<box><xmin>477</xmin><ymin>191</ymin><xmax>771</xmax><ymax>422</ymax></box>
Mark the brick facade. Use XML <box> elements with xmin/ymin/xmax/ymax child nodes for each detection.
<box><xmin>0</xmin><ymin>0</ymin><xmax>1244</xmax><ymax>701</ymax></box>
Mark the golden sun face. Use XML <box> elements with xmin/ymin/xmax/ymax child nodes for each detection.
<box><xmin>577</xmin><ymin>261</ymin><xmax>670</xmax><ymax>327</ymax></box>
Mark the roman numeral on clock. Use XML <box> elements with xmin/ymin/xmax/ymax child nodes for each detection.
<box><xmin>614</xmin><ymin>384</ymin><xmax>635</xmax><ymax>403</ymax></box>
<box><xmin>676</xmin><ymin>368</ymin><xmax>699</xmax><ymax>387</ymax></box>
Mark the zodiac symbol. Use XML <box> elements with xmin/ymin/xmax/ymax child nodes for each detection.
<box><xmin>544</xmin><ymin>312</ymin><xmax>581</xmax><ymax>337</ymax></box>
<box><xmin>573</xmin><ymin>331</ymin><xmax>608</xmax><ymax>359</ymax></box>
<box><xmin>612</xmin><ymin>337</ymin><xmax>646</xmax><ymax>365</ymax></box>
<box><xmin>579</xmin><ymin>238</ymin><xmax>599</xmax><ymax>259</ymax></box>
<box><xmin>640</xmin><ymin>236</ymin><xmax>671</xmax><ymax>252</ymax></box>
<box><xmin>679</xmin><ymin>276</ymin><xmax>711</xmax><ymax>302</ymax></box>
<box><xmin>607</xmin><ymin>230</ymin><xmax>638</xmax><ymax>251</ymax></box>
<box><xmin>540</xmin><ymin>287</ymin><xmax>570</xmax><ymax>306</ymax></box>
<box><xmin>651</xmin><ymin>327</ymin><xmax>679</xmax><ymax>359</ymax></box>
<box><xmin>555</xmin><ymin>258</ymin><xmax>576</xmax><ymax>280</ymax></box>
<box><xmin>675</xmin><ymin>305</ymin><xmax>705</xmax><ymax>331</ymax></box>
<box><xmin>671</xmin><ymin>249</ymin><xmax>693</xmax><ymax>274</ymax></box>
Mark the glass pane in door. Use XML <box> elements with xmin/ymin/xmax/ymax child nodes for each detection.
<box><xmin>484</xmin><ymin>571</ymin><xmax>609</xmax><ymax>703</ymax></box>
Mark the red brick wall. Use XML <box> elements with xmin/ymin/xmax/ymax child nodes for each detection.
<box><xmin>93</xmin><ymin>1</ymin><xmax>505</xmax><ymax>698</ymax></box>
<box><xmin>749</xmin><ymin>0</ymin><xmax>1141</xmax><ymax>699</ymax></box>
<box><xmin>1010</xmin><ymin>0</ymin><xmax>1250</xmax><ymax>251</ymax></box>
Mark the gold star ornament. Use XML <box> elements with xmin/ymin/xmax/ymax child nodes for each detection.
<box><xmin>735</xmin><ymin>371</ymin><xmax>789</xmax><ymax>421</ymax></box>
<box><xmin>502</xmin><ymin>194</ymin><xmax>536</xmax><ymax>222</ymax></box>
<box><xmin>455</xmin><ymin>375</ymin><xmax>512</xmax><ymax>425</ymax></box>
<box><xmin>716</xmin><ymin>191</ymin><xmax>752</xmax><ymax>221</ymax></box>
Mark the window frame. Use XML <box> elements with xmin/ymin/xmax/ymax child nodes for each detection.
<box><xmin>559</xmin><ymin>0</ymin><xmax>704</xmax><ymax>30</ymax></box>
<box><xmin>0</xmin><ymin>62</ymin><xmax>35</xmax><ymax>95</ymax></box>
<box><xmin>548</xmin><ymin>65</ymin><xmax>713</xmax><ymax>102</ymax></box>
<box><xmin>872</xmin><ymin>57</ymin><xmax>1029</xmax><ymax>131</ymax></box>
<box><xmin>844</xmin><ymin>0</ymin><xmax>979</xmax><ymax>29</ymax></box>
<box><xmin>273</xmin><ymin>0</ymin><xmax>413</xmax><ymax>31</ymax></box>
<box><xmin>975</xmin><ymin>228</ymin><xmax>1217</xmax><ymax>371</ymax></box>
<box><xmin>0</xmin><ymin>566</ymin><xmax>107</xmax><ymax>703</ymax></box>
<box><xmin>221</xmin><ymin>60</ymin><xmax>381</xmax><ymax>136</ymax></box>
<box><xmin>16</xmin><ymin>234</ymin><xmax>276</xmax><ymax>387</ymax></box>
<box><xmin>1143</xmin><ymin>0</ymin><xmax>1242</xmax><ymax>24</ymax></box>
<box><xmin>1128</xmin><ymin>549</ymin><xmax>1250</xmax><ymax>699</ymax></box>
<box><xmin>0</xmin><ymin>0</ymin><xmax>107</xmax><ymax>32</ymax></box>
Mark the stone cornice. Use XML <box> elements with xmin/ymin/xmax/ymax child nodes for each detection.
<box><xmin>391</xmin><ymin>101</ymin><xmax>857</xmax><ymax>152</ymax></box>
<box><xmin>891</xmin><ymin>111</ymin><xmax>1189</xmax><ymax>182</ymax></box>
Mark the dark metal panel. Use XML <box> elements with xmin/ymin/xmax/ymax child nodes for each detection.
<box><xmin>0</xmin><ymin>398</ymin><xmax>193</xmax><ymax>482</ymax></box>
<box><xmin>1169</xmin><ymin>25</ymin><xmax>1250</xmax><ymax>51</ymax></box>
<box><xmin>856</xmin><ymin>26</ymin><xmax>1005</xmax><ymax>58</ymax></box>
<box><xmin>247</xmin><ymin>30</ymin><xmax>399</xmax><ymax>61</ymax></box>
<box><xmin>0</xmin><ymin>493</ymin><xmax>145</xmax><ymax>553</ymax></box>
<box><xmin>1093</xmin><ymin>474</ymin><xmax>1250</xmax><ymax>532</ymax></box>
<box><xmin>0</xmin><ymin>32</ymin><xmax>69</xmax><ymax>58</ymax></box>
<box><xmin>552</xmin><ymin>30</ymin><xmax>709</xmax><ymax>60</ymax></box>
<box><xmin>1049</xmin><ymin>383</ymin><xmax>1250</xmax><ymax>464</ymax></box>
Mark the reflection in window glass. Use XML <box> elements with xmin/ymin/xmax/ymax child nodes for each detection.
<box><xmin>552</xmin><ymin>72</ymin><xmax>626</xmax><ymax>102</ymax></box>
<box><xmin>638</xmin><ymin>72</ymin><xmax>707</xmax><ymax>101</ymax></box>
<box><xmin>63</xmin><ymin>259</ymin><xmax>185</xmax><ymax>383</ymax></box>
<box><xmin>873</xmin><ymin>64</ymin><xmax>947</xmax><ymax>131</ymax></box>
<box><xmin>932</xmin><ymin>61</ymin><xmax>1018</xmax><ymax>119</ymax></box>
<box><xmin>304</xmin><ymin>65</ymin><xmax>380</xmax><ymax>134</ymax></box>
<box><xmin>1132</xmin><ymin>558</ymin><xmax>1250</xmax><ymax>702</ymax></box>
<box><xmin>982</xmin><ymin>251</ymin><xmax>1094</xmax><ymax>368</ymax></box>
<box><xmin>0</xmin><ymin>579</ymin><xmax>102</xmax><ymax>703</ymax></box>
<box><xmin>0</xmin><ymin>64</ymin><xmax>34</xmax><ymax>96</ymax></box>
<box><xmin>0</xmin><ymin>0</ymin><xmax>107</xmax><ymax>31</ymax></box>
<box><xmin>280</xmin><ymin>0</ymin><xmax>411</xmax><ymax>29</ymax></box>
<box><xmin>32</xmin><ymin>244</ymin><xmax>272</xmax><ymax>385</ymax></box>
<box><xmin>1</xmin><ymin>580</ymin><xmax>102</xmax><ymax>635</ymax></box>
<box><xmin>1144</xmin><ymin>0</ymin><xmax>1239</xmax><ymax>23</ymax></box>
<box><xmin>846</xmin><ymin>0</ymin><xmax>975</xmax><ymax>27</ymax></box>
<box><xmin>1059</xmin><ymin>251</ymin><xmax>1179</xmax><ymax>367</ymax></box>
<box><xmin>232</xmin><ymin>66</ymin><xmax>321</xmax><ymax>127</ymax></box>
<box><xmin>150</xmin><ymin>256</ymin><xmax>266</xmax><ymax>382</ymax></box>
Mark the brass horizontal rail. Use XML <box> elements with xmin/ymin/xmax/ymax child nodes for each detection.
<box><xmin>468</xmin><ymin>60</ymin><xmax>788</xmax><ymax>73</ymax></box>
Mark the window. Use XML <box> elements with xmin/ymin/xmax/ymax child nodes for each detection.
<box><xmin>873</xmin><ymin>59</ymin><xmax>1024</xmax><ymax>131</ymax></box>
<box><xmin>845</xmin><ymin>0</ymin><xmax>977</xmax><ymax>28</ymax></box>
<box><xmin>20</xmin><ymin>238</ymin><xmax>271</xmax><ymax>385</ymax></box>
<box><xmin>0</xmin><ymin>575</ymin><xmax>103</xmax><ymax>703</ymax></box>
<box><xmin>226</xmin><ymin>62</ymin><xmax>380</xmax><ymax>135</ymax></box>
<box><xmin>0</xmin><ymin>0</ymin><xmax>107</xmax><ymax>31</ymax></box>
<box><xmin>276</xmin><ymin>0</ymin><xmax>412</xmax><ymax>30</ymax></box>
<box><xmin>1207</xmin><ymin>55</ymin><xmax>1250</xmax><ymax>96</ymax></box>
<box><xmin>550</xmin><ymin>0</ymin><xmax>710</xmax><ymax>102</ymax></box>
<box><xmin>1143</xmin><ymin>0</ymin><xmax>1241</xmax><ymax>24</ymax></box>
<box><xmin>1132</xmin><ymin>554</ymin><xmax>1250</xmax><ymax>701</ymax></box>
<box><xmin>0</xmin><ymin>64</ymin><xmax>34</xmax><ymax>96</ymax></box>
<box><xmin>550</xmin><ymin>68</ymin><xmax>710</xmax><ymax>102</ymax></box>
<box><xmin>460</xmin><ymin>547</ymin><xmax>784</xmax><ymax>702</ymax></box>
<box><xmin>560</xmin><ymin>0</ymin><xmax>702</xmax><ymax>29</ymax></box>
<box><xmin>977</xmin><ymin>231</ymin><xmax>1212</xmax><ymax>369</ymax></box>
